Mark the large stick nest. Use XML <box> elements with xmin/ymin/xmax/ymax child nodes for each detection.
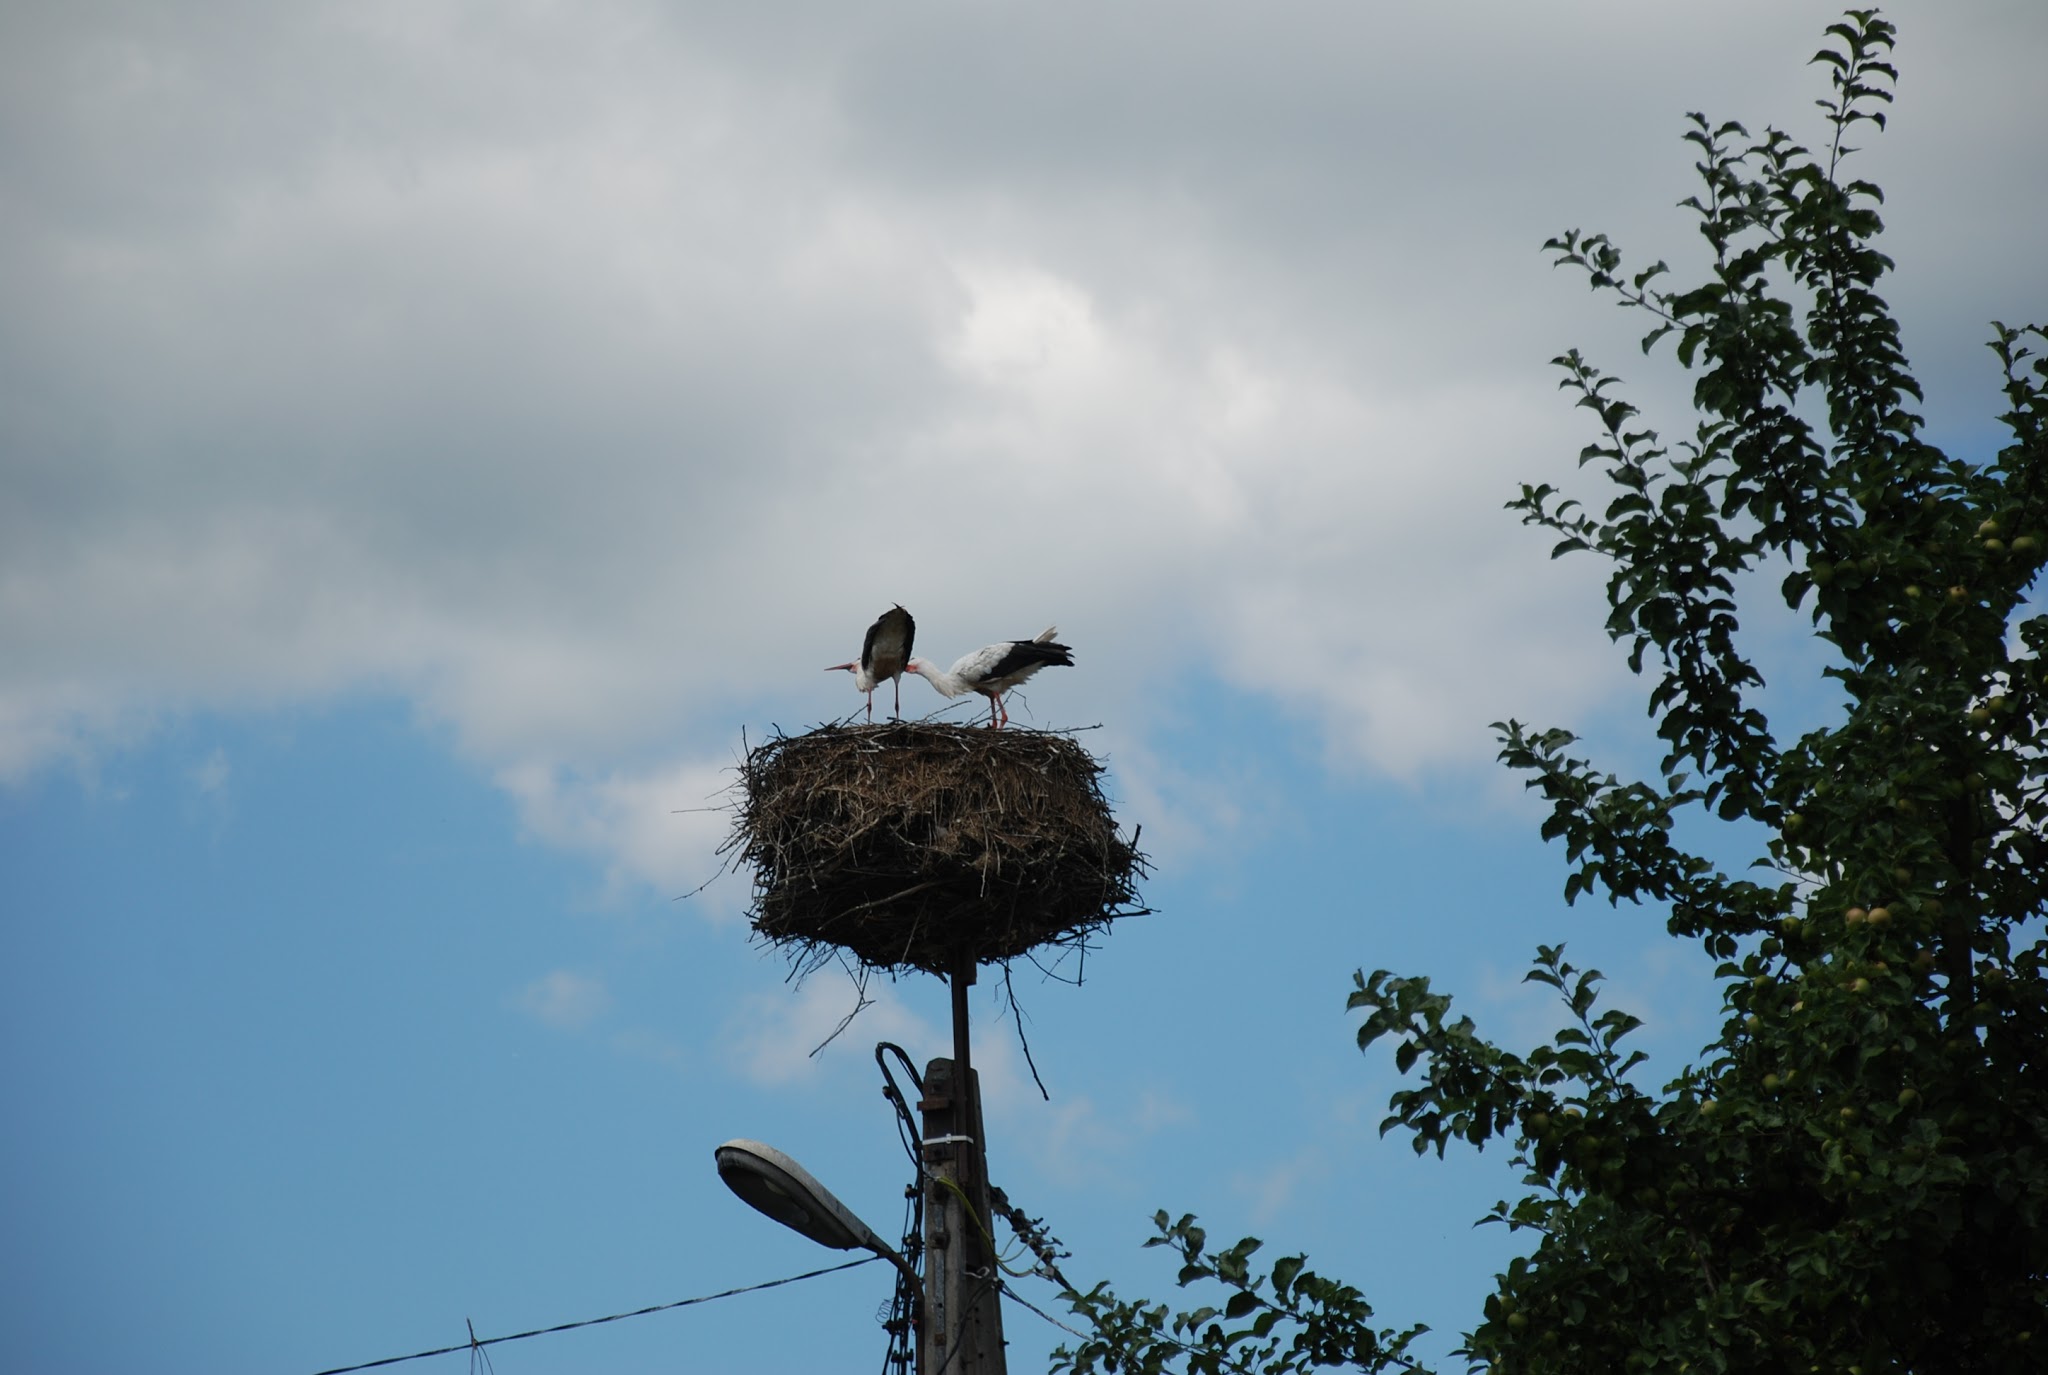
<box><xmin>727</xmin><ymin>722</ymin><xmax>1149</xmax><ymax>976</ymax></box>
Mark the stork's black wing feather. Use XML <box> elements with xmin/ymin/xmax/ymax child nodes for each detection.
<box><xmin>863</xmin><ymin>604</ymin><xmax>915</xmax><ymax>671</ymax></box>
<box><xmin>985</xmin><ymin>637</ymin><xmax>1074</xmax><ymax>681</ymax></box>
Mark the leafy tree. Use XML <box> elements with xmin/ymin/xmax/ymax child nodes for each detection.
<box><xmin>1048</xmin><ymin>13</ymin><xmax>2047</xmax><ymax>1373</ymax></box>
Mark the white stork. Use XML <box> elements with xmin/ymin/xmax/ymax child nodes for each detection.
<box><xmin>905</xmin><ymin>626</ymin><xmax>1074</xmax><ymax>728</ymax></box>
<box><xmin>827</xmin><ymin>605</ymin><xmax>917</xmax><ymax>721</ymax></box>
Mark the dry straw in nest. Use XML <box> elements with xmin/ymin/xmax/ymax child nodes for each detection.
<box><xmin>727</xmin><ymin>721</ymin><xmax>1149</xmax><ymax>977</ymax></box>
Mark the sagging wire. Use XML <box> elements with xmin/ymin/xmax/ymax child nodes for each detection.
<box><xmin>309</xmin><ymin>1257</ymin><xmax>881</xmax><ymax>1375</ymax></box>
<box><xmin>984</xmin><ymin>1193</ymin><xmax>1434</xmax><ymax>1375</ymax></box>
<box><xmin>998</xmin><ymin>1280</ymin><xmax>1093</xmax><ymax>1342</ymax></box>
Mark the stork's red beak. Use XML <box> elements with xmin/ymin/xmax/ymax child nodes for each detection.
<box><xmin>825</xmin><ymin>662</ymin><xmax>856</xmax><ymax>672</ymax></box>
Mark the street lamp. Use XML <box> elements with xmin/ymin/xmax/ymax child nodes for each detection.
<box><xmin>714</xmin><ymin>1138</ymin><xmax>922</xmax><ymax>1300</ymax></box>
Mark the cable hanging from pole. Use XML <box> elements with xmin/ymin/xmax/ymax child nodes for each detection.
<box><xmin>874</xmin><ymin>1041</ymin><xmax>929</xmax><ymax>1375</ymax></box>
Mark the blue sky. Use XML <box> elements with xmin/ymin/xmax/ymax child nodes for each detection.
<box><xmin>7</xmin><ymin>689</ymin><xmax>1718</xmax><ymax>1374</ymax></box>
<box><xmin>4</xmin><ymin>4</ymin><xmax>2045</xmax><ymax>1373</ymax></box>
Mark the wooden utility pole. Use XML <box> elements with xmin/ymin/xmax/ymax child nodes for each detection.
<box><xmin>919</xmin><ymin>960</ymin><xmax>1006</xmax><ymax>1374</ymax></box>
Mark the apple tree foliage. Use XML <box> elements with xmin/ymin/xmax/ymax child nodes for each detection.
<box><xmin>1050</xmin><ymin>12</ymin><xmax>2046</xmax><ymax>1373</ymax></box>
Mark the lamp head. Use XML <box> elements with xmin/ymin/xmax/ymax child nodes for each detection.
<box><xmin>714</xmin><ymin>1138</ymin><xmax>877</xmax><ymax>1253</ymax></box>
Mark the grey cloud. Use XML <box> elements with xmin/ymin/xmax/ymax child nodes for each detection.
<box><xmin>2</xmin><ymin>0</ymin><xmax>2042</xmax><ymax>805</ymax></box>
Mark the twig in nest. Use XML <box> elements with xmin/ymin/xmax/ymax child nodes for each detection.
<box><xmin>1001</xmin><ymin>962</ymin><xmax>1051</xmax><ymax>1101</ymax></box>
<box><xmin>809</xmin><ymin>956</ymin><xmax>876</xmax><ymax>1058</ymax></box>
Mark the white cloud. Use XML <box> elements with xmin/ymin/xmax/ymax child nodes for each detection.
<box><xmin>1099</xmin><ymin>733</ymin><xmax>1259</xmax><ymax>872</ymax></box>
<box><xmin>514</xmin><ymin>970</ymin><xmax>613</xmax><ymax>1030</ymax></box>
<box><xmin>1133</xmin><ymin>1088</ymin><xmax>1195</xmax><ymax>1134</ymax></box>
<box><xmin>1234</xmin><ymin>1144</ymin><xmax>1330</xmax><ymax>1228</ymax></box>
<box><xmin>609</xmin><ymin>1026</ymin><xmax>691</xmax><ymax>1072</ymax></box>
<box><xmin>2</xmin><ymin>0</ymin><xmax>2041</xmax><ymax>884</ymax></box>
<box><xmin>496</xmin><ymin>755</ymin><xmax>742</xmax><ymax>909</ymax></box>
<box><xmin>1466</xmin><ymin>939</ymin><xmax>1725</xmax><ymax>1077</ymax></box>
<box><xmin>722</xmin><ymin>970</ymin><xmax>939</xmax><ymax>1086</ymax></box>
<box><xmin>715</xmin><ymin>961</ymin><xmax>1192</xmax><ymax>1188</ymax></box>
<box><xmin>189</xmin><ymin>747</ymin><xmax>230</xmax><ymax>795</ymax></box>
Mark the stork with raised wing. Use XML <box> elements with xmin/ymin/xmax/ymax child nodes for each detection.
<box><xmin>827</xmin><ymin>605</ymin><xmax>917</xmax><ymax>721</ymax></box>
<box><xmin>906</xmin><ymin>626</ymin><xmax>1074</xmax><ymax>728</ymax></box>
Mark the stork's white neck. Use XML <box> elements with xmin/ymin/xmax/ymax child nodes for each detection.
<box><xmin>908</xmin><ymin>661</ymin><xmax>970</xmax><ymax>698</ymax></box>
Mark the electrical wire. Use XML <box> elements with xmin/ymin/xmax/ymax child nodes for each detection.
<box><xmin>931</xmin><ymin>1174</ymin><xmax>1037</xmax><ymax>1279</ymax></box>
<box><xmin>465</xmin><ymin>1318</ymin><xmax>495</xmax><ymax>1375</ymax></box>
<box><xmin>928</xmin><ymin>1270</ymin><xmax>1001</xmax><ymax>1375</ymax></box>
<box><xmin>309</xmin><ymin>1256</ymin><xmax>881</xmax><ymax>1375</ymax></box>
<box><xmin>988</xmin><ymin>1185</ymin><xmax>1079</xmax><ymax>1296</ymax></box>
<box><xmin>998</xmin><ymin>1280</ymin><xmax>1094</xmax><ymax>1342</ymax></box>
<box><xmin>875</xmin><ymin>1041</ymin><xmax>926</xmax><ymax>1172</ymax></box>
<box><xmin>876</xmin><ymin>1182</ymin><xmax>923</xmax><ymax>1375</ymax></box>
<box><xmin>997</xmin><ymin>1249</ymin><xmax>1432</xmax><ymax>1375</ymax></box>
<box><xmin>874</xmin><ymin>1041</ymin><xmax>928</xmax><ymax>1375</ymax></box>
